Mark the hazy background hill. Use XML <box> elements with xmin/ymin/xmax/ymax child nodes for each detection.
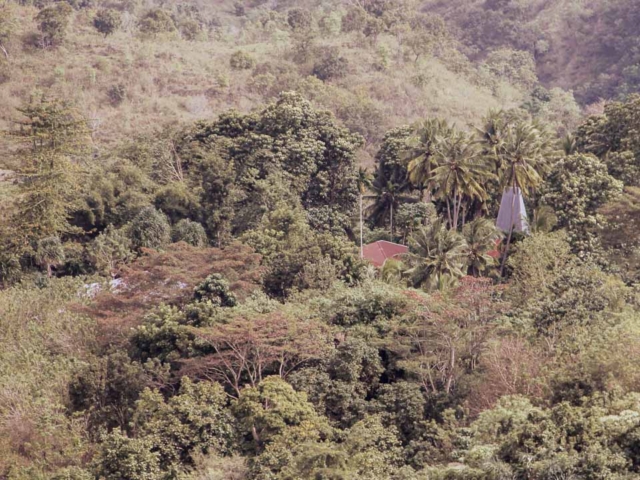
<box><xmin>1</xmin><ymin>0</ymin><xmax>613</xmax><ymax>165</ymax></box>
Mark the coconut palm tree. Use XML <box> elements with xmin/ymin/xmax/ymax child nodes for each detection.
<box><xmin>380</xmin><ymin>258</ymin><xmax>406</xmax><ymax>285</ymax></box>
<box><xmin>475</xmin><ymin>110</ymin><xmax>509</xmax><ymax>169</ymax></box>
<box><xmin>496</xmin><ymin>120</ymin><xmax>554</xmax><ymax>275</ymax></box>
<box><xmin>405</xmin><ymin>118</ymin><xmax>452</xmax><ymax>199</ymax></box>
<box><xmin>365</xmin><ymin>170</ymin><xmax>417</xmax><ymax>236</ymax></box>
<box><xmin>357</xmin><ymin>167</ymin><xmax>373</xmax><ymax>257</ymax></box>
<box><xmin>429</xmin><ymin>131</ymin><xmax>494</xmax><ymax>230</ymax></box>
<box><xmin>462</xmin><ymin>217</ymin><xmax>503</xmax><ymax>276</ymax></box>
<box><xmin>405</xmin><ymin>219</ymin><xmax>469</xmax><ymax>291</ymax></box>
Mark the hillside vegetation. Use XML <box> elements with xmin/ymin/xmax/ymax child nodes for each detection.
<box><xmin>3</xmin><ymin>1</ymin><xmax>640</xmax><ymax>479</ymax></box>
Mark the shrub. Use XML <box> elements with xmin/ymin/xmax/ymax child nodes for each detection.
<box><xmin>172</xmin><ymin>219</ymin><xmax>208</xmax><ymax>247</ymax></box>
<box><xmin>36</xmin><ymin>2</ymin><xmax>73</xmax><ymax>47</ymax></box>
<box><xmin>287</xmin><ymin>8</ymin><xmax>312</xmax><ymax>31</ymax></box>
<box><xmin>107</xmin><ymin>83</ymin><xmax>126</xmax><ymax>106</ymax></box>
<box><xmin>138</xmin><ymin>9</ymin><xmax>176</xmax><ymax>38</ymax></box>
<box><xmin>34</xmin><ymin>236</ymin><xmax>65</xmax><ymax>277</ymax></box>
<box><xmin>342</xmin><ymin>7</ymin><xmax>367</xmax><ymax>33</ymax></box>
<box><xmin>193</xmin><ymin>273</ymin><xmax>237</xmax><ymax>307</ymax></box>
<box><xmin>313</xmin><ymin>48</ymin><xmax>349</xmax><ymax>81</ymax></box>
<box><xmin>132</xmin><ymin>378</ymin><xmax>237</xmax><ymax>470</ymax></box>
<box><xmin>179</xmin><ymin>19</ymin><xmax>202</xmax><ymax>41</ymax></box>
<box><xmin>127</xmin><ymin>206</ymin><xmax>171</xmax><ymax>250</ymax></box>
<box><xmin>88</xmin><ymin>225</ymin><xmax>133</xmax><ymax>276</ymax></box>
<box><xmin>229</xmin><ymin>50</ymin><xmax>255</xmax><ymax>70</ymax></box>
<box><xmin>93</xmin><ymin>9</ymin><xmax>121</xmax><ymax>37</ymax></box>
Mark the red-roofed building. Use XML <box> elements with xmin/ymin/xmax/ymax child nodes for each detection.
<box><xmin>362</xmin><ymin>240</ymin><xmax>409</xmax><ymax>267</ymax></box>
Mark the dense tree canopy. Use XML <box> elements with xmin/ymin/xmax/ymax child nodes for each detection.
<box><xmin>3</xmin><ymin>1</ymin><xmax>640</xmax><ymax>479</ymax></box>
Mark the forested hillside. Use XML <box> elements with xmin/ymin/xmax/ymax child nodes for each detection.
<box><xmin>3</xmin><ymin>0</ymin><xmax>640</xmax><ymax>479</ymax></box>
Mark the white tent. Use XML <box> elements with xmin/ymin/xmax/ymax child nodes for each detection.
<box><xmin>496</xmin><ymin>187</ymin><xmax>529</xmax><ymax>234</ymax></box>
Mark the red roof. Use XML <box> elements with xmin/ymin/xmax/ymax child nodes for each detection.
<box><xmin>362</xmin><ymin>241</ymin><xmax>409</xmax><ymax>267</ymax></box>
<box><xmin>487</xmin><ymin>238</ymin><xmax>503</xmax><ymax>259</ymax></box>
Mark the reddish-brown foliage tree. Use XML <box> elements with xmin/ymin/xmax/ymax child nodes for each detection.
<box><xmin>467</xmin><ymin>336</ymin><xmax>549</xmax><ymax>416</ymax></box>
<box><xmin>80</xmin><ymin>242</ymin><xmax>263</xmax><ymax>346</ymax></box>
<box><xmin>390</xmin><ymin>277</ymin><xmax>509</xmax><ymax>395</ymax></box>
<box><xmin>179</xmin><ymin>312</ymin><xmax>334</xmax><ymax>397</ymax></box>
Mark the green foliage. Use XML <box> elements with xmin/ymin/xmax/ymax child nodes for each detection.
<box><xmin>7</xmin><ymin>4</ymin><xmax>640</xmax><ymax>477</ymax></box>
<box><xmin>132</xmin><ymin>378</ymin><xmax>237</xmax><ymax>471</ymax></box>
<box><xmin>93</xmin><ymin>9</ymin><xmax>121</xmax><ymax>37</ymax></box>
<box><xmin>69</xmin><ymin>351</ymin><xmax>150</xmax><ymax>434</ymax></box>
<box><xmin>291</xmin><ymin>336</ymin><xmax>385</xmax><ymax>428</ymax></box>
<box><xmin>9</xmin><ymin>97</ymin><xmax>89</xmax><ymax>245</ymax></box>
<box><xmin>194</xmin><ymin>273</ymin><xmax>237</xmax><ymax>307</ymax></box>
<box><xmin>127</xmin><ymin>206</ymin><xmax>171</xmax><ymax>251</ymax></box>
<box><xmin>542</xmin><ymin>153</ymin><xmax>623</xmax><ymax>257</ymax></box>
<box><xmin>94</xmin><ymin>429</ymin><xmax>162</xmax><ymax>480</ymax></box>
<box><xmin>482</xmin><ymin>48</ymin><xmax>538</xmax><ymax>89</ymax></box>
<box><xmin>406</xmin><ymin>219</ymin><xmax>469</xmax><ymax>291</ymax></box>
<box><xmin>287</xmin><ymin>8</ymin><xmax>312</xmax><ymax>31</ymax></box>
<box><xmin>462</xmin><ymin>217</ymin><xmax>502</xmax><ymax>276</ymax></box>
<box><xmin>405</xmin><ymin>14</ymin><xmax>448</xmax><ymax>63</ymax></box>
<box><xmin>172</xmin><ymin>219</ymin><xmax>208</xmax><ymax>247</ymax></box>
<box><xmin>34</xmin><ymin>236</ymin><xmax>65</xmax><ymax>277</ymax></box>
<box><xmin>576</xmin><ymin>95</ymin><xmax>640</xmax><ymax>186</ymax></box>
<box><xmin>0</xmin><ymin>3</ymin><xmax>17</xmax><ymax>59</ymax></box>
<box><xmin>0</xmin><ymin>278</ymin><xmax>96</xmax><ymax>473</ymax></box>
<box><xmin>233</xmin><ymin>376</ymin><xmax>327</xmax><ymax>452</ymax></box>
<box><xmin>179</xmin><ymin>19</ymin><xmax>203</xmax><ymax>41</ymax></box>
<box><xmin>88</xmin><ymin>225</ymin><xmax>133</xmax><ymax>276</ymax></box>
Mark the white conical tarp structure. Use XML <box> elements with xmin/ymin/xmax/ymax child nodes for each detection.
<box><xmin>496</xmin><ymin>187</ymin><xmax>529</xmax><ymax>234</ymax></box>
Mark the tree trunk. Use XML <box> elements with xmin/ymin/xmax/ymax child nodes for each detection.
<box><xmin>446</xmin><ymin>346</ymin><xmax>455</xmax><ymax>394</ymax></box>
<box><xmin>359</xmin><ymin>193</ymin><xmax>364</xmax><ymax>258</ymax></box>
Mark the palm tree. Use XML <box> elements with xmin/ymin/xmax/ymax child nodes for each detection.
<box><xmin>365</xmin><ymin>171</ymin><xmax>417</xmax><ymax>236</ymax></box>
<box><xmin>562</xmin><ymin>133</ymin><xmax>577</xmax><ymax>156</ymax></box>
<box><xmin>405</xmin><ymin>219</ymin><xmax>469</xmax><ymax>291</ymax></box>
<box><xmin>357</xmin><ymin>167</ymin><xmax>373</xmax><ymax>257</ymax></box>
<box><xmin>429</xmin><ymin>131</ymin><xmax>494</xmax><ymax>230</ymax></box>
<box><xmin>462</xmin><ymin>217</ymin><xmax>503</xmax><ymax>277</ymax></box>
<box><xmin>380</xmin><ymin>258</ymin><xmax>406</xmax><ymax>285</ymax></box>
<box><xmin>405</xmin><ymin>118</ymin><xmax>452</xmax><ymax>199</ymax></box>
<box><xmin>496</xmin><ymin>120</ymin><xmax>553</xmax><ymax>275</ymax></box>
<box><xmin>475</xmin><ymin>110</ymin><xmax>509</xmax><ymax>170</ymax></box>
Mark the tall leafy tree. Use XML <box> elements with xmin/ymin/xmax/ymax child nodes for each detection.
<box><xmin>429</xmin><ymin>130</ymin><xmax>493</xmax><ymax>229</ymax></box>
<box><xmin>406</xmin><ymin>118</ymin><xmax>452</xmax><ymax>200</ymax></box>
<box><xmin>9</xmin><ymin>97</ymin><xmax>89</xmax><ymax>246</ymax></box>
<box><xmin>365</xmin><ymin>173</ymin><xmax>417</xmax><ymax>236</ymax></box>
<box><xmin>367</xmin><ymin>126</ymin><xmax>416</xmax><ymax>234</ymax></box>
<box><xmin>542</xmin><ymin>153</ymin><xmax>622</xmax><ymax>257</ymax></box>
